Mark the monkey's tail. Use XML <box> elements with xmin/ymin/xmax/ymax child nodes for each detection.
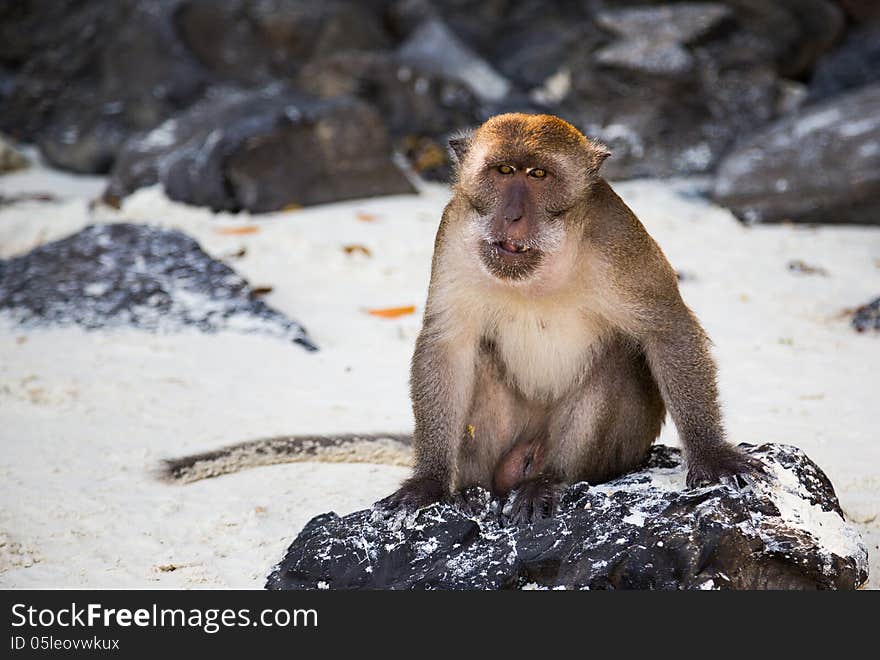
<box><xmin>158</xmin><ymin>433</ymin><xmax>413</xmax><ymax>484</ymax></box>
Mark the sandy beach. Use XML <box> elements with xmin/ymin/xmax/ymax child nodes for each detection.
<box><xmin>1</xmin><ymin>157</ymin><xmax>877</xmax><ymax>589</ymax></box>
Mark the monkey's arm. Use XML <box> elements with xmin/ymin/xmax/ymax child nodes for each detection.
<box><xmin>383</xmin><ymin>321</ymin><xmax>476</xmax><ymax>509</ymax></box>
<box><xmin>640</xmin><ymin>303</ymin><xmax>758</xmax><ymax>487</ymax></box>
<box><xmin>597</xmin><ymin>194</ymin><xmax>760</xmax><ymax>487</ymax></box>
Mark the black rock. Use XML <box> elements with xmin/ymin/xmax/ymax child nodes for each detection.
<box><xmin>492</xmin><ymin>15</ymin><xmax>601</xmax><ymax>93</ymax></box>
<box><xmin>296</xmin><ymin>49</ymin><xmax>485</xmax><ymax>183</ymax></box>
<box><xmin>593</xmin><ymin>3</ymin><xmax>734</xmax><ymax>78</ymax></box>
<box><xmin>105</xmin><ymin>86</ymin><xmax>416</xmax><ymax>213</ymax></box>
<box><xmin>713</xmin><ymin>83</ymin><xmax>880</xmax><ymax>224</ymax></box>
<box><xmin>176</xmin><ymin>0</ymin><xmax>391</xmax><ymax>85</ymax></box>
<box><xmin>0</xmin><ymin>1</ymin><xmax>399</xmax><ymax>177</ymax></box>
<box><xmin>1</xmin><ymin>0</ymin><xmax>208</xmax><ymax>174</ymax></box>
<box><xmin>266</xmin><ymin>444</ymin><xmax>868</xmax><ymax>590</ymax></box>
<box><xmin>836</xmin><ymin>0</ymin><xmax>880</xmax><ymax>24</ymax></box>
<box><xmin>852</xmin><ymin>297</ymin><xmax>880</xmax><ymax>333</ymax></box>
<box><xmin>722</xmin><ymin>0</ymin><xmax>845</xmax><ymax>79</ymax></box>
<box><xmin>386</xmin><ymin>0</ymin><xmax>512</xmax><ymax>67</ymax></box>
<box><xmin>0</xmin><ymin>223</ymin><xmax>316</xmax><ymax>350</ymax></box>
<box><xmin>808</xmin><ymin>25</ymin><xmax>880</xmax><ymax>103</ymax></box>
<box><xmin>396</xmin><ymin>18</ymin><xmax>511</xmax><ymax>103</ymax></box>
<box><xmin>559</xmin><ymin>2</ymin><xmax>783</xmax><ymax>179</ymax></box>
<box><xmin>296</xmin><ymin>51</ymin><xmax>480</xmax><ymax>140</ymax></box>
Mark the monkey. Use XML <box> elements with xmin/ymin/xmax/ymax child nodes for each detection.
<box><xmin>158</xmin><ymin>113</ymin><xmax>761</xmax><ymax>524</ymax></box>
<box><xmin>379</xmin><ymin>112</ymin><xmax>763</xmax><ymax>523</ymax></box>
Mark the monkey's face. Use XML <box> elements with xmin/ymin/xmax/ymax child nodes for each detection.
<box><xmin>454</xmin><ymin>114</ymin><xmax>609</xmax><ymax>283</ymax></box>
<box><xmin>471</xmin><ymin>162</ymin><xmax>564</xmax><ymax>281</ymax></box>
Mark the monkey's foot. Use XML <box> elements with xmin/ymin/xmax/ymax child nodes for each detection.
<box><xmin>450</xmin><ymin>487</ymin><xmax>496</xmax><ymax>518</ymax></box>
<box><xmin>378</xmin><ymin>475</ymin><xmax>447</xmax><ymax>512</ymax></box>
<box><xmin>505</xmin><ymin>476</ymin><xmax>562</xmax><ymax>526</ymax></box>
<box><xmin>686</xmin><ymin>443</ymin><xmax>768</xmax><ymax>489</ymax></box>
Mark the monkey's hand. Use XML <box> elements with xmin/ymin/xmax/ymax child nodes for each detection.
<box><xmin>686</xmin><ymin>443</ymin><xmax>768</xmax><ymax>489</ymax></box>
<box><xmin>505</xmin><ymin>476</ymin><xmax>562</xmax><ymax>526</ymax></box>
<box><xmin>379</xmin><ymin>475</ymin><xmax>448</xmax><ymax>512</ymax></box>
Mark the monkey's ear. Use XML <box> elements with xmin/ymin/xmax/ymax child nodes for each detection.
<box><xmin>585</xmin><ymin>140</ymin><xmax>611</xmax><ymax>176</ymax></box>
<box><xmin>448</xmin><ymin>129</ymin><xmax>475</xmax><ymax>164</ymax></box>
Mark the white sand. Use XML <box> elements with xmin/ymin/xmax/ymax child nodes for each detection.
<box><xmin>1</xmin><ymin>157</ymin><xmax>877</xmax><ymax>589</ymax></box>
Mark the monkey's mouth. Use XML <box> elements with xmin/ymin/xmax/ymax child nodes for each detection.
<box><xmin>480</xmin><ymin>240</ymin><xmax>542</xmax><ymax>280</ymax></box>
<box><xmin>494</xmin><ymin>240</ymin><xmax>532</xmax><ymax>255</ymax></box>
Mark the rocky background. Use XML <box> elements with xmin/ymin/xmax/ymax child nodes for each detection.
<box><xmin>1</xmin><ymin>0</ymin><xmax>879</xmax><ymax>224</ymax></box>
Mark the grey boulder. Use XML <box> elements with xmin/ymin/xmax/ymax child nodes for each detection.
<box><xmin>713</xmin><ymin>84</ymin><xmax>880</xmax><ymax>224</ymax></box>
<box><xmin>0</xmin><ymin>223</ymin><xmax>316</xmax><ymax>350</ymax></box>
<box><xmin>266</xmin><ymin>443</ymin><xmax>868</xmax><ymax>590</ymax></box>
<box><xmin>105</xmin><ymin>86</ymin><xmax>415</xmax><ymax>213</ymax></box>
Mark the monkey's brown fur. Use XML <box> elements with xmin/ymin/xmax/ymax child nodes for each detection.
<box><xmin>384</xmin><ymin>113</ymin><xmax>760</xmax><ymax>523</ymax></box>
<box><xmin>159</xmin><ymin>114</ymin><xmax>760</xmax><ymax>523</ymax></box>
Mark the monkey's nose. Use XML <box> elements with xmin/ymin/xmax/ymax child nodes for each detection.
<box><xmin>504</xmin><ymin>214</ymin><xmax>522</xmax><ymax>224</ymax></box>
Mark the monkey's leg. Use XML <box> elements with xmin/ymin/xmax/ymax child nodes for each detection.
<box><xmin>507</xmin><ymin>339</ymin><xmax>664</xmax><ymax>524</ymax></box>
<box><xmin>381</xmin><ymin>327</ymin><xmax>478</xmax><ymax>511</ymax></box>
<box><xmin>455</xmin><ymin>351</ymin><xmax>535</xmax><ymax>492</ymax></box>
<box><xmin>641</xmin><ymin>306</ymin><xmax>763</xmax><ymax>487</ymax></box>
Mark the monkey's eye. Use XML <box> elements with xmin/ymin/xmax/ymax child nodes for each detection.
<box><xmin>497</xmin><ymin>165</ymin><xmax>514</xmax><ymax>175</ymax></box>
<box><xmin>528</xmin><ymin>168</ymin><xmax>547</xmax><ymax>179</ymax></box>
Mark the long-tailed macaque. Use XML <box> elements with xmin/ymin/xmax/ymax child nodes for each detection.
<box><xmin>161</xmin><ymin>113</ymin><xmax>761</xmax><ymax>526</ymax></box>
<box><xmin>383</xmin><ymin>113</ymin><xmax>761</xmax><ymax>523</ymax></box>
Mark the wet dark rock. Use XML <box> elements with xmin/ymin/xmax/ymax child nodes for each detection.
<box><xmin>852</xmin><ymin>297</ymin><xmax>880</xmax><ymax>333</ymax></box>
<box><xmin>296</xmin><ymin>51</ymin><xmax>480</xmax><ymax>139</ymax></box>
<box><xmin>564</xmin><ymin>65</ymin><xmax>778</xmax><ymax>179</ymax></box>
<box><xmin>105</xmin><ymin>86</ymin><xmax>415</xmax><ymax>213</ymax></box>
<box><xmin>594</xmin><ymin>38</ymin><xmax>696</xmax><ymax>79</ymax></box>
<box><xmin>174</xmin><ymin>0</ymin><xmax>275</xmax><ymax>85</ymax></box>
<box><xmin>1</xmin><ymin>0</ymin><xmax>208</xmax><ymax>174</ymax></box>
<box><xmin>387</xmin><ymin>0</ymin><xmax>511</xmax><ymax>63</ymax></box>
<box><xmin>176</xmin><ymin>0</ymin><xmax>390</xmax><ymax>85</ymax></box>
<box><xmin>808</xmin><ymin>25</ymin><xmax>880</xmax><ymax>103</ymax></box>
<box><xmin>0</xmin><ymin>0</ymin><xmax>863</xmax><ymax>185</ymax></box>
<box><xmin>547</xmin><ymin>0</ymin><xmax>845</xmax><ymax>179</ymax></box>
<box><xmin>296</xmin><ymin>50</ymin><xmax>482</xmax><ymax>183</ymax></box>
<box><xmin>0</xmin><ymin>1</ymin><xmax>119</xmax><ymax>148</ymax></box>
<box><xmin>0</xmin><ymin>223</ymin><xmax>316</xmax><ymax>350</ymax></box>
<box><xmin>836</xmin><ymin>0</ymin><xmax>880</xmax><ymax>24</ymax></box>
<box><xmin>597</xmin><ymin>4</ymin><xmax>733</xmax><ymax>46</ymax></box>
<box><xmin>593</xmin><ymin>3</ymin><xmax>733</xmax><ymax>78</ymax></box>
<box><xmin>713</xmin><ymin>83</ymin><xmax>880</xmax><ymax>224</ymax></box>
<box><xmin>1</xmin><ymin>1</ymin><xmax>396</xmax><ymax>176</ymax></box>
<box><xmin>397</xmin><ymin>18</ymin><xmax>511</xmax><ymax>103</ymax></box>
<box><xmin>418</xmin><ymin>1</ymin><xmax>606</xmax><ymax>95</ymax></box>
<box><xmin>558</xmin><ymin>2</ymin><xmax>783</xmax><ymax>178</ymax></box>
<box><xmin>723</xmin><ymin>0</ymin><xmax>845</xmax><ymax>79</ymax></box>
<box><xmin>266</xmin><ymin>444</ymin><xmax>868</xmax><ymax>590</ymax></box>
<box><xmin>495</xmin><ymin>22</ymin><xmax>598</xmax><ymax>94</ymax></box>
<box><xmin>38</xmin><ymin>121</ymin><xmax>129</xmax><ymax>175</ymax></box>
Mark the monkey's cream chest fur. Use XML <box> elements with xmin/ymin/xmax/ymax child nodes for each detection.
<box><xmin>434</xmin><ymin>228</ymin><xmax>606</xmax><ymax>402</ymax></box>
<box><xmin>487</xmin><ymin>296</ymin><xmax>601</xmax><ymax>400</ymax></box>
